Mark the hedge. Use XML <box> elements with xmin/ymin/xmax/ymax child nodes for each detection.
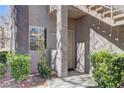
<box><xmin>38</xmin><ymin>48</ymin><xmax>51</xmax><ymax>79</ymax></box>
<box><xmin>0</xmin><ymin>63</ymin><xmax>5</xmax><ymax>79</ymax></box>
<box><xmin>7</xmin><ymin>52</ymin><xmax>31</xmax><ymax>81</ymax></box>
<box><xmin>0</xmin><ymin>51</ymin><xmax>8</xmax><ymax>64</ymax></box>
<box><xmin>89</xmin><ymin>49</ymin><xmax>124</xmax><ymax>88</ymax></box>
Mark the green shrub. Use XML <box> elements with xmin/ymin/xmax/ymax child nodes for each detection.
<box><xmin>89</xmin><ymin>49</ymin><xmax>124</xmax><ymax>88</ymax></box>
<box><xmin>38</xmin><ymin>59</ymin><xmax>51</xmax><ymax>79</ymax></box>
<box><xmin>38</xmin><ymin>48</ymin><xmax>51</xmax><ymax>79</ymax></box>
<box><xmin>7</xmin><ymin>52</ymin><xmax>31</xmax><ymax>81</ymax></box>
<box><xmin>0</xmin><ymin>63</ymin><xmax>5</xmax><ymax>79</ymax></box>
<box><xmin>0</xmin><ymin>51</ymin><xmax>8</xmax><ymax>64</ymax></box>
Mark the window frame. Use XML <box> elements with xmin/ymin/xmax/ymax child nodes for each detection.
<box><xmin>29</xmin><ymin>25</ymin><xmax>47</xmax><ymax>51</ymax></box>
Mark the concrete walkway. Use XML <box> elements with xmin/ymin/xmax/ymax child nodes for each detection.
<box><xmin>47</xmin><ymin>74</ymin><xmax>97</xmax><ymax>88</ymax></box>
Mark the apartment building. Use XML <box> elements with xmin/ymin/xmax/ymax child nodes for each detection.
<box><xmin>10</xmin><ymin>5</ymin><xmax>124</xmax><ymax>77</ymax></box>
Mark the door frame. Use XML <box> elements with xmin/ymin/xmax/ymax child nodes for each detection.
<box><xmin>68</xmin><ymin>29</ymin><xmax>76</xmax><ymax>71</ymax></box>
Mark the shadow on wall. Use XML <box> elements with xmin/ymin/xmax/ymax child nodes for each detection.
<box><xmin>75</xmin><ymin>15</ymin><xmax>124</xmax><ymax>74</ymax></box>
<box><xmin>50</xmin><ymin>27</ymin><xmax>63</xmax><ymax>76</ymax></box>
<box><xmin>90</xmin><ymin>17</ymin><xmax>124</xmax><ymax>52</ymax></box>
<box><xmin>75</xmin><ymin>15</ymin><xmax>90</xmax><ymax>73</ymax></box>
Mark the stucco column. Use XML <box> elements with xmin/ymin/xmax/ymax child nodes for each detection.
<box><xmin>15</xmin><ymin>6</ymin><xmax>29</xmax><ymax>54</ymax></box>
<box><xmin>56</xmin><ymin>6</ymin><xmax>68</xmax><ymax>77</ymax></box>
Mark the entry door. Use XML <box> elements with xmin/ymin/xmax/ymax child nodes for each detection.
<box><xmin>68</xmin><ymin>30</ymin><xmax>75</xmax><ymax>70</ymax></box>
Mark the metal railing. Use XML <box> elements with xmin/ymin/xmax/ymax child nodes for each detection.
<box><xmin>87</xmin><ymin>5</ymin><xmax>124</xmax><ymax>20</ymax></box>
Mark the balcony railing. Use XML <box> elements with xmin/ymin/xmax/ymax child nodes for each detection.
<box><xmin>74</xmin><ymin>5</ymin><xmax>124</xmax><ymax>26</ymax></box>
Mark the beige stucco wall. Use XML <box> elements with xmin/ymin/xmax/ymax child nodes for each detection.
<box><xmin>47</xmin><ymin>12</ymin><xmax>57</xmax><ymax>70</ymax></box>
<box><xmin>75</xmin><ymin>14</ymin><xmax>124</xmax><ymax>73</ymax></box>
<box><xmin>27</xmin><ymin>5</ymin><xmax>124</xmax><ymax>75</ymax></box>
<box><xmin>15</xmin><ymin>5</ymin><xmax>124</xmax><ymax>77</ymax></box>
<box><xmin>29</xmin><ymin>5</ymin><xmax>49</xmax><ymax>27</ymax></box>
<box><xmin>29</xmin><ymin>5</ymin><xmax>57</xmax><ymax>52</ymax></box>
<box><xmin>29</xmin><ymin>5</ymin><xmax>57</xmax><ymax>73</ymax></box>
<box><xmin>16</xmin><ymin>6</ymin><xmax>29</xmax><ymax>54</ymax></box>
<box><xmin>75</xmin><ymin>16</ymin><xmax>89</xmax><ymax>73</ymax></box>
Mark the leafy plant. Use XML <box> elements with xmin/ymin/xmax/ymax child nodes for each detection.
<box><xmin>37</xmin><ymin>38</ymin><xmax>51</xmax><ymax>79</ymax></box>
<box><xmin>38</xmin><ymin>58</ymin><xmax>51</xmax><ymax>79</ymax></box>
<box><xmin>89</xmin><ymin>49</ymin><xmax>124</xmax><ymax>88</ymax></box>
<box><xmin>0</xmin><ymin>51</ymin><xmax>8</xmax><ymax>64</ymax></box>
<box><xmin>0</xmin><ymin>63</ymin><xmax>5</xmax><ymax>79</ymax></box>
<box><xmin>7</xmin><ymin>52</ymin><xmax>31</xmax><ymax>81</ymax></box>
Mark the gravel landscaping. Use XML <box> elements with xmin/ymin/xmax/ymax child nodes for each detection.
<box><xmin>0</xmin><ymin>70</ymin><xmax>57</xmax><ymax>88</ymax></box>
<box><xmin>0</xmin><ymin>74</ymin><xmax>48</xmax><ymax>88</ymax></box>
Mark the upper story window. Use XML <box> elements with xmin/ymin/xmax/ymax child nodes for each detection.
<box><xmin>29</xmin><ymin>25</ymin><xmax>47</xmax><ymax>51</ymax></box>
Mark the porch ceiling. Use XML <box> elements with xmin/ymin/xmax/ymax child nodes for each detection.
<box><xmin>68</xmin><ymin>6</ymin><xmax>86</xmax><ymax>19</ymax></box>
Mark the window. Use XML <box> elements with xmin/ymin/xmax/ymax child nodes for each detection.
<box><xmin>29</xmin><ymin>25</ymin><xmax>47</xmax><ymax>51</ymax></box>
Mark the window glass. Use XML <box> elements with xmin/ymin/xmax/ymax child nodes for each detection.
<box><xmin>29</xmin><ymin>26</ymin><xmax>46</xmax><ymax>51</ymax></box>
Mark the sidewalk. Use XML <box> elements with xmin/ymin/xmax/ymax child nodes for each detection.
<box><xmin>47</xmin><ymin>74</ymin><xmax>97</xmax><ymax>88</ymax></box>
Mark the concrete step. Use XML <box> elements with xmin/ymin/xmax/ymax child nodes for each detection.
<box><xmin>103</xmin><ymin>10</ymin><xmax>111</xmax><ymax>16</ymax></box>
<box><xmin>95</xmin><ymin>7</ymin><xmax>103</xmax><ymax>12</ymax></box>
<box><xmin>113</xmin><ymin>13</ymin><xmax>124</xmax><ymax>19</ymax></box>
<box><xmin>88</xmin><ymin>5</ymin><xmax>96</xmax><ymax>9</ymax></box>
